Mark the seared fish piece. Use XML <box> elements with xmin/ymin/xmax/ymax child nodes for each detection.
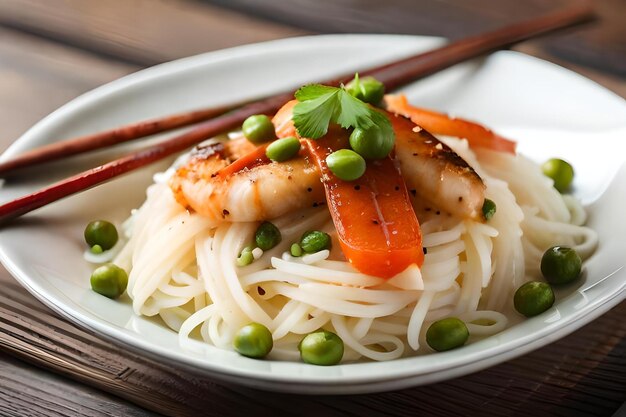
<box><xmin>391</xmin><ymin>114</ymin><xmax>486</xmax><ymax>220</ymax></box>
<box><xmin>169</xmin><ymin>137</ymin><xmax>324</xmax><ymax>221</ymax></box>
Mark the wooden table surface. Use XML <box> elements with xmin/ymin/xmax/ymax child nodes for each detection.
<box><xmin>0</xmin><ymin>1</ymin><xmax>624</xmax><ymax>416</ymax></box>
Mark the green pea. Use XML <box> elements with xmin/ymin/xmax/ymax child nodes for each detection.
<box><xmin>300</xmin><ymin>231</ymin><xmax>331</xmax><ymax>253</ymax></box>
<box><xmin>482</xmin><ymin>199</ymin><xmax>497</xmax><ymax>221</ymax></box>
<box><xmin>84</xmin><ymin>220</ymin><xmax>118</xmax><ymax>250</ymax></box>
<box><xmin>233</xmin><ymin>323</ymin><xmax>273</xmax><ymax>359</ymax></box>
<box><xmin>542</xmin><ymin>158</ymin><xmax>574</xmax><ymax>192</ymax></box>
<box><xmin>345</xmin><ymin>75</ymin><xmax>385</xmax><ymax>105</ymax></box>
<box><xmin>236</xmin><ymin>246</ymin><xmax>254</xmax><ymax>267</ymax></box>
<box><xmin>242</xmin><ymin>114</ymin><xmax>276</xmax><ymax>144</ymax></box>
<box><xmin>540</xmin><ymin>246</ymin><xmax>582</xmax><ymax>285</ymax></box>
<box><xmin>90</xmin><ymin>263</ymin><xmax>128</xmax><ymax>299</ymax></box>
<box><xmin>290</xmin><ymin>243</ymin><xmax>303</xmax><ymax>257</ymax></box>
<box><xmin>299</xmin><ymin>330</ymin><xmax>344</xmax><ymax>366</ymax></box>
<box><xmin>349</xmin><ymin>126</ymin><xmax>395</xmax><ymax>160</ymax></box>
<box><xmin>425</xmin><ymin>317</ymin><xmax>469</xmax><ymax>352</ymax></box>
<box><xmin>326</xmin><ymin>149</ymin><xmax>366</xmax><ymax>181</ymax></box>
<box><xmin>255</xmin><ymin>222</ymin><xmax>281</xmax><ymax>250</ymax></box>
<box><xmin>266</xmin><ymin>136</ymin><xmax>301</xmax><ymax>162</ymax></box>
<box><xmin>514</xmin><ymin>281</ymin><xmax>555</xmax><ymax>317</ymax></box>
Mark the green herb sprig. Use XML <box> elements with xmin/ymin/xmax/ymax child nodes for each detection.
<box><xmin>292</xmin><ymin>83</ymin><xmax>394</xmax><ymax>142</ymax></box>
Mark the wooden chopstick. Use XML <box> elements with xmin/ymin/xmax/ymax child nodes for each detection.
<box><xmin>0</xmin><ymin>104</ymin><xmax>239</xmax><ymax>177</ymax></box>
<box><xmin>0</xmin><ymin>4</ymin><xmax>593</xmax><ymax>225</ymax></box>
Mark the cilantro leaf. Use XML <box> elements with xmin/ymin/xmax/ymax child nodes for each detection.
<box><xmin>293</xmin><ymin>90</ymin><xmax>340</xmax><ymax>139</ymax></box>
<box><xmin>295</xmin><ymin>84</ymin><xmax>338</xmax><ymax>102</ymax></box>
<box><xmin>292</xmin><ymin>81</ymin><xmax>394</xmax><ymax>145</ymax></box>
<box><xmin>336</xmin><ymin>90</ymin><xmax>376</xmax><ymax>131</ymax></box>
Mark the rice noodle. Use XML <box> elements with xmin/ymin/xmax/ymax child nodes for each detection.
<box><xmin>115</xmin><ymin>136</ymin><xmax>598</xmax><ymax>362</ymax></box>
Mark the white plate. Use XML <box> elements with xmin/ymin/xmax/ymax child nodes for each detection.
<box><xmin>0</xmin><ymin>35</ymin><xmax>625</xmax><ymax>394</ymax></box>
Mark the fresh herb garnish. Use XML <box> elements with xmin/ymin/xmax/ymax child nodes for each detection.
<box><xmin>292</xmin><ymin>83</ymin><xmax>394</xmax><ymax>141</ymax></box>
<box><xmin>345</xmin><ymin>73</ymin><xmax>385</xmax><ymax>105</ymax></box>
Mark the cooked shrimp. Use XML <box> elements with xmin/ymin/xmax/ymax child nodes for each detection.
<box><xmin>273</xmin><ymin>100</ymin><xmax>486</xmax><ymax>220</ymax></box>
<box><xmin>169</xmin><ymin>137</ymin><xmax>325</xmax><ymax>221</ymax></box>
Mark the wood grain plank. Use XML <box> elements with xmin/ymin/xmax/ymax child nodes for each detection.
<box><xmin>540</xmin><ymin>0</ymin><xmax>626</xmax><ymax>76</ymax></box>
<box><xmin>206</xmin><ymin>0</ymin><xmax>559</xmax><ymax>35</ymax></box>
<box><xmin>0</xmin><ymin>0</ymin><xmax>308</xmax><ymax>66</ymax></box>
<box><xmin>0</xmin><ymin>352</ymin><xmax>157</xmax><ymax>417</ymax></box>
<box><xmin>206</xmin><ymin>0</ymin><xmax>626</xmax><ymax>77</ymax></box>
<box><xmin>0</xmin><ymin>27</ymin><xmax>137</xmax><ymax>141</ymax></box>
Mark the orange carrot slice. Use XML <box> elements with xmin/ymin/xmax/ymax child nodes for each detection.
<box><xmin>384</xmin><ymin>94</ymin><xmax>516</xmax><ymax>154</ymax></box>
<box><xmin>273</xmin><ymin>101</ymin><xmax>423</xmax><ymax>278</ymax></box>
<box><xmin>216</xmin><ymin>143</ymin><xmax>269</xmax><ymax>178</ymax></box>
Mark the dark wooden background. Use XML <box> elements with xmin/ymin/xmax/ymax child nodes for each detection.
<box><xmin>0</xmin><ymin>0</ymin><xmax>624</xmax><ymax>416</ymax></box>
